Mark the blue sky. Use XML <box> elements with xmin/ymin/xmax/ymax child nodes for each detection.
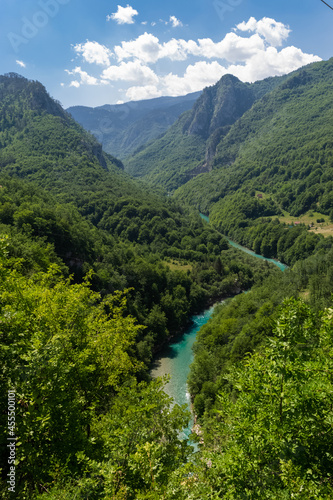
<box><xmin>1</xmin><ymin>0</ymin><xmax>332</xmax><ymax>108</ymax></box>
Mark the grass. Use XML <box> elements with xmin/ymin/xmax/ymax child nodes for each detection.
<box><xmin>299</xmin><ymin>289</ymin><xmax>310</xmax><ymax>301</ymax></box>
<box><xmin>277</xmin><ymin>211</ymin><xmax>333</xmax><ymax>237</ymax></box>
<box><xmin>164</xmin><ymin>260</ymin><xmax>193</xmax><ymax>272</ymax></box>
<box><xmin>254</xmin><ymin>193</ymin><xmax>333</xmax><ymax>237</ymax></box>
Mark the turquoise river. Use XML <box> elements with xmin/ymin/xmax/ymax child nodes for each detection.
<box><xmin>150</xmin><ymin>214</ymin><xmax>288</xmax><ymax>439</ymax></box>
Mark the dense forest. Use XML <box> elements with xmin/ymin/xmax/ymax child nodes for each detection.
<box><xmin>123</xmin><ymin>59</ymin><xmax>333</xmax><ymax>266</ymax></box>
<box><xmin>1</xmin><ymin>68</ymin><xmax>333</xmax><ymax>499</ymax></box>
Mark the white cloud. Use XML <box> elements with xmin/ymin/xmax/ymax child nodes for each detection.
<box><xmin>67</xmin><ymin>16</ymin><xmax>322</xmax><ymax>101</ymax></box>
<box><xmin>159</xmin><ymin>47</ymin><xmax>321</xmax><ymax>96</ymax></box>
<box><xmin>162</xmin><ymin>61</ymin><xmax>228</xmax><ymax>95</ymax></box>
<box><xmin>237</xmin><ymin>17</ymin><xmax>291</xmax><ymax>47</ymax></box>
<box><xmin>227</xmin><ymin>46</ymin><xmax>321</xmax><ymax>82</ymax></box>
<box><xmin>74</xmin><ymin>41</ymin><xmax>111</xmax><ymax>66</ymax></box>
<box><xmin>66</xmin><ymin>66</ymin><xmax>99</xmax><ymax>87</ymax></box>
<box><xmin>189</xmin><ymin>33</ymin><xmax>265</xmax><ymax>62</ymax></box>
<box><xmin>114</xmin><ymin>33</ymin><xmax>161</xmax><ymax>63</ymax></box>
<box><xmin>126</xmin><ymin>85</ymin><xmax>163</xmax><ymax>100</ymax></box>
<box><xmin>114</xmin><ymin>31</ymin><xmax>265</xmax><ymax>64</ymax></box>
<box><xmin>107</xmin><ymin>4</ymin><xmax>138</xmax><ymax>25</ymax></box>
<box><xmin>169</xmin><ymin>15</ymin><xmax>183</xmax><ymax>28</ymax></box>
<box><xmin>16</xmin><ymin>60</ymin><xmax>26</xmax><ymax>68</ymax></box>
<box><xmin>101</xmin><ymin>60</ymin><xmax>159</xmax><ymax>85</ymax></box>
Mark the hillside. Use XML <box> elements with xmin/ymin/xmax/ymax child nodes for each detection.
<box><xmin>177</xmin><ymin>59</ymin><xmax>333</xmax><ymax>209</ymax></box>
<box><xmin>173</xmin><ymin>58</ymin><xmax>333</xmax><ymax>266</ymax></box>
<box><xmin>0</xmin><ymin>72</ymin><xmax>269</xmax><ymax>359</ymax></box>
<box><xmin>0</xmin><ymin>73</ymin><xmax>142</xmax><ymax>200</ymax></box>
<box><xmin>124</xmin><ymin>72</ymin><xmax>289</xmax><ymax>190</ymax></box>
<box><xmin>67</xmin><ymin>91</ymin><xmax>201</xmax><ymax>159</ymax></box>
<box><xmin>1</xmin><ymin>72</ymin><xmax>333</xmax><ymax>499</ymax></box>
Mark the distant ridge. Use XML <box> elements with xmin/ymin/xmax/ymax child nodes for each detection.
<box><xmin>67</xmin><ymin>91</ymin><xmax>201</xmax><ymax>159</ymax></box>
<box><xmin>124</xmin><ymin>71</ymin><xmax>289</xmax><ymax>190</ymax></box>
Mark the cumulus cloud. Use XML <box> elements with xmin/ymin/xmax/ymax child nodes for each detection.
<box><xmin>162</xmin><ymin>61</ymin><xmax>227</xmax><ymax>96</ymax></box>
<box><xmin>101</xmin><ymin>60</ymin><xmax>159</xmax><ymax>85</ymax></box>
<box><xmin>126</xmin><ymin>85</ymin><xmax>163</xmax><ymax>100</ymax></box>
<box><xmin>114</xmin><ymin>33</ymin><xmax>161</xmax><ymax>63</ymax></box>
<box><xmin>107</xmin><ymin>5</ymin><xmax>138</xmax><ymax>25</ymax></box>
<box><xmin>187</xmin><ymin>33</ymin><xmax>265</xmax><ymax>62</ymax></box>
<box><xmin>73</xmin><ymin>41</ymin><xmax>112</xmax><ymax>66</ymax></box>
<box><xmin>66</xmin><ymin>66</ymin><xmax>99</xmax><ymax>87</ymax></box>
<box><xmin>114</xmin><ymin>31</ymin><xmax>266</xmax><ymax>64</ymax></box>
<box><xmin>16</xmin><ymin>60</ymin><xmax>26</xmax><ymax>68</ymax></box>
<box><xmin>227</xmin><ymin>46</ymin><xmax>321</xmax><ymax>82</ymax></box>
<box><xmin>169</xmin><ymin>15</ymin><xmax>183</xmax><ymax>28</ymax></box>
<box><xmin>67</xmin><ymin>16</ymin><xmax>321</xmax><ymax>99</ymax></box>
<box><xmin>237</xmin><ymin>17</ymin><xmax>291</xmax><ymax>47</ymax></box>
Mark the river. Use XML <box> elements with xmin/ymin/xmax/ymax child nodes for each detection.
<box><xmin>150</xmin><ymin>213</ymin><xmax>287</xmax><ymax>440</ymax></box>
<box><xmin>200</xmin><ymin>213</ymin><xmax>288</xmax><ymax>272</ymax></box>
<box><xmin>150</xmin><ymin>305</ymin><xmax>217</xmax><ymax>440</ymax></box>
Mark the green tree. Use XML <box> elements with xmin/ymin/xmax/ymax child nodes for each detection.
<box><xmin>197</xmin><ymin>299</ymin><xmax>333</xmax><ymax>499</ymax></box>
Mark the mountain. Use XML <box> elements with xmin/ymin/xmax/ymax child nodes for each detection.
<box><xmin>122</xmin><ymin>58</ymin><xmax>333</xmax><ymax>265</ymax></box>
<box><xmin>0</xmin><ymin>73</ymin><xmax>135</xmax><ymax>201</ymax></box>
<box><xmin>0</xmin><ymin>72</ymin><xmax>263</xmax><ymax>357</ymax></box>
<box><xmin>124</xmin><ymin>73</ymin><xmax>288</xmax><ymax>190</ymax></box>
<box><xmin>67</xmin><ymin>91</ymin><xmax>201</xmax><ymax>159</ymax></box>
<box><xmin>176</xmin><ymin>58</ymin><xmax>333</xmax><ymax>214</ymax></box>
<box><xmin>2</xmin><ymin>73</ymin><xmax>333</xmax><ymax>500</ymax></box>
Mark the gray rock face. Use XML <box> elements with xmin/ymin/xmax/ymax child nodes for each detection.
<box><xmin>184</xmin><ymin>75</ymin><xmax>255</xmax><ymax>139</ymax></box>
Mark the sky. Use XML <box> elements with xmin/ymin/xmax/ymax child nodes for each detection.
<box><xmin>1</xmin><ymin>0</ymin><xmax>332</xmax><ymax>108</ymax></box>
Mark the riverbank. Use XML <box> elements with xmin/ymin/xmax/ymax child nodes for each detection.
<box><xmin>150</xmin><ymin>303</ymin><xmax>220</xmax><ymax>440</ymax></box>
<box><xmin>152</xmin><ymin>287</ymin><xmax>243</xmax><ymax>356</ymax></box>
<box><xmin>199</xmin><ymin>212</ymin><xmax>288</xmax><ymax>272</ymax></box>
<box><xmin>151</xmin><ymin>214</ymin><xmax>289</xmax><ymax>444</ymax></box>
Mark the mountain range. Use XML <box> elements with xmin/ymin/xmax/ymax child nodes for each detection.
<box><xmin>0</xmin><ymin>71</ymin><xmax>256</xmax><ymax>356</ymax></box>
<box><xmin>67</xmin><ymin>91</ymin><xmax>201</xmax><ymax>159</ymax></box>
<box><xmin>118</xmin><ymin>58</ymin><xmax>333</xmax><ymax>235</ymax></box>
<box><xmin>1</xmin><ymin>60</ymin><xmax>333</xmax><ymax>499</ymax></box>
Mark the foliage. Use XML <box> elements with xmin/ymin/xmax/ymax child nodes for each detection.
<box><xmin>209</xmin><ymin>191</ymin><xmax>333</xmax><ymax>266</ymax></box>
<box><xmin>0</xmin><ymin>74</ymin><xmax>270</xmax><ymax>369</ymax></box>
<box><xmin>0</xmin><ymin>236</ymin><xmax>142</xmax><ymax>495</ymax></box>
<box><xmin>2</xmin><ymin>71</ymin><xmax>333</xmax><ymax>499</ymax></box>
<box><xmin>197</xmin><ymin>299</ymin><xmax>333</xmax><ymax>499</ymax></box>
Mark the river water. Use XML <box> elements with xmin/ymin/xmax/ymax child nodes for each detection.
<box><xmin>150</xmin><ymin>305</ymin><xmax>217</xmax><ymax>439</ymax></box>
<box><xmin>151</xmin><ymin>213</ymin><xmax>287</xmax><ymax>439</ymax></box>
<box><xmin>200</xmin><ymin>213</ymin><xmax>288</xmax><ymax>272</ymax></box>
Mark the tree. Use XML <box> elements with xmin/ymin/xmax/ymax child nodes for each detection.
<box><xmin>0</xmin><ymin>237</ymin><xmax>143</xmax><ymax>495</ymax></box>
<box><xmin>197</xmin><ymin>298</ymin><xmax>333</xmax><ymax>499</ymax></box>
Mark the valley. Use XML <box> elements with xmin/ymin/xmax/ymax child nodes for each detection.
<box><xmin>1</xmin><ymin>58</ymin><xmax>333</xmax><ymax>499</ymax></box>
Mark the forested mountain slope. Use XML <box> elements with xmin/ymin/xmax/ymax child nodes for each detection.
<box><xmin>177</xmin><ymin>58</ymin><xmax>333</xmax><ymax>213</ymax></box>
<box><xmin>1</xmin><ymin>71</ymin><xmax>333</xmax><ymax>499</ymax></box>
<box><xmin>67</xmin><ymin>91</ymin><xmax>201</xmax><ymax>159</ymax></box>
<box><xmin>124</xmin><ymin>72</ymin><xmax>288</xmax><ymax>190</ymax></box>
<box><xmin>0</xmin><ymin>72</ymin><xmax>270</xmax><ymax>364</ymax></box>
<box><xmin>173</xmin><ymin>58</ymin><xmax>333</xmax><ymax>263</ymax></box>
